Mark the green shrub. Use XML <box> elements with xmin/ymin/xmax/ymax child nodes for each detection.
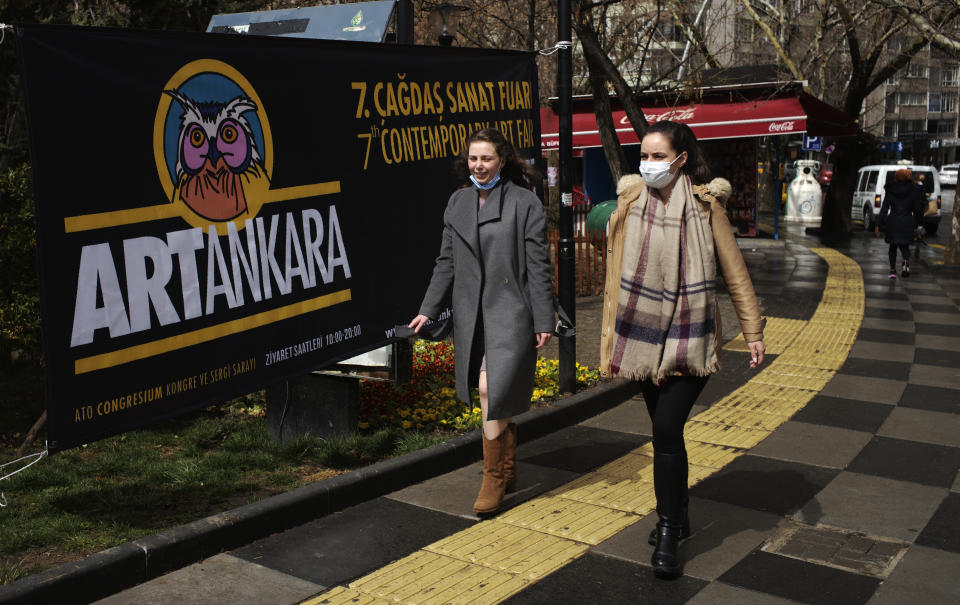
<box><xmin>0</xmin><ymin>163</ymin><xmax>41</xmax><ymax>365</ymax></box>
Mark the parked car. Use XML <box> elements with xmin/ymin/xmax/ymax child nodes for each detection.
<box><xmin>939</xmin><ymin>163</ymin><xmax>958</xmax><ymax>187</ymax></box>
<box><xmin>852</xmin><ymin>164</ymin><xmax>942</xmax><ymax>235</ymax></box>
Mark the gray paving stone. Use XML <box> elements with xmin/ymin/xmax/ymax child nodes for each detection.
<box><xmin>819</xmin><ymin>375</ymin><xmax>905</xmax><ymax>405</ymax></box>
<box><xmin>750</xmin><ymin>421</ymin><xmax>872</xmax><ymax>469</ymax></box>
<box><xmin>502</xmin><ymin>551</ymin><xmax>707</xmax><ymax>605</ymax></box>
<box><xmin>719</xmin><ymin>550</ymin><xmax>880</xmax><ymax>605</ymax></box>
<box><xmin>593</xmin><ymin>497</ymin><xmax>783</xmax><ymax>581</ymax></box>
<box><xmin>92</xmin><ymin>554</ymin><xmax>323</xmax><ymax>605</ymax></box>
<box><xmin>915</xmin><ymin>334</ymin><xmax>960</xmax><ymax>352</ymax></box>
<box><xmin>849</xmin><ymin>341</ymin><xmax>915</xmax><ymax>363</ymax></box>
<box><xmin>903</xmin><ymin>282</ymin><xmax>944</xmax><ymax>292</ymax></box>
<box><xmin>910</xmin><ymin>364</ymin><xmax>960</xmax><ymax>390</ymax></box>
<box><xmin>864</xmin><ymin>298</ymin><xmax>912</xmax><ymax>310</ymax></box>
<box><xmin>577</xmin><ymin>396</ymin><xmax>651</xmax><ymax>435</ymax></box>
<box><xmin>794</xmin><ymin>472</ymin><xmax>946</xmax><ymax>542</ymax></box>
<box><xmin>877</xmin><ymin>407</ymin><xmax>960</xmax><ymax>448</ymax></box>
<box><xmin>867</xmin><ymin>546</ymin><xmax>960</xmax><ymax>605</ymax></box>
<box><xmin>846</xmin><ymin>436</ymin><xmax>960</xmax><ymax>488</ymax></box>
<box><xmin>685</xmin><ymin>582</ymin><xmax>803</xmax><ymax>604</ymax></box>
<box><xmin>231</xmin><ymin>497</ymin><xmax>472</xmax><ymax>587</ymax></box>
<box><xmin>858</xmin><ymin>318</ymin><xmax>916</xmax><ymax>333</ymax></box>
<box><xmin>909</xmin><ymin>294</ymin><xmax>957</xmax><ymax>305</ymax></box>
<box><xmin>914</xmin><ymin>311</ymin><xmax>960</xmax><ymax>325</ymax></box>
<box><xmin>517</xmin><ymin>425</ymin><xmax>648</xmax><ymax>473</ymax></box>
<box><xmin>387</xmin><ymin>460</ymin><xmax>578</xmax><ymax>519</ymax></box>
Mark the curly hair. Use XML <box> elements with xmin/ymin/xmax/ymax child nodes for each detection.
<box><xmin>644</xmin><ymin>120</ymin><xmax>712</xmax><ymax>185</ymax></box>
<box><xmin>453</xmin><ymin>127</ymin><xmax>538</xmax><ymax>188</ymax></box>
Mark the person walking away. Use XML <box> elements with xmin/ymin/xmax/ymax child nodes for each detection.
<box><xmin>409</xmin><ymin>128</ymin><xmax>554</xmax><ymax>515</ymax></box>
<box><xmin>876</xmin><ymin>169</ymin><xmax>925</xmax><ymax>278</ymax></box>
<box><xmin>599</xmin><ymin>121</ymin><xmax>766</xmax><ymax>578</ymax></box>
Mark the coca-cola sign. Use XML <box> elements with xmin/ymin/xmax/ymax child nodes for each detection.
<box><xmin>618</xmin><ymin>107</ymin><xmax>696</xmax><ymax>126</ymax></box>
<box><xmin>768</xmin><ymin>121</ymin><xmax>796</xmax><ymax>132</ymax></box>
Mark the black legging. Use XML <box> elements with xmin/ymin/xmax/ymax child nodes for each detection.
<box><xmin>888</xmin><ymin>244</ymin><xmax>910</xmax><ymax>271</ymax></box>
<box><xmin>640</xmin><ymin>376</ymin><xmax>710</xmax><ymax>455</ymax></box>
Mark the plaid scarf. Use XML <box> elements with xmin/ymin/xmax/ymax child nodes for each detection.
<box><xmin>610</xmin><ymin>175</ymin><xmax>718</xmax><ymax>384</ymax></box>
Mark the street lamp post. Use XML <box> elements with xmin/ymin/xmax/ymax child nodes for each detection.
<box><xmin>557</xmin><ymin>0</ymin><xmax>576</xmax><ymax>393</ymax></box>
<box><xmin>427</xmin><ymin>3</ymin><xmax>468</xmax><ymax>46</ymax></box>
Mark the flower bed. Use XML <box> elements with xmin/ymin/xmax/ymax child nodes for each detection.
<box><xmin>358</xmin><ymin>341</ymin><xmax>600</xmax><ymax>432</ymax></box>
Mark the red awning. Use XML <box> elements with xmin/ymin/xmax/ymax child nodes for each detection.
<box><xmin>540</xmin><ymin>93</ymin><xmax>857</xmax><ymax>150</ymax></box>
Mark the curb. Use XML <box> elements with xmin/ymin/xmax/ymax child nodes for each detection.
<box><xmin>0</xmin><ymin>378</ymin><xmax>640</xmax><ymax>605</ymax></box>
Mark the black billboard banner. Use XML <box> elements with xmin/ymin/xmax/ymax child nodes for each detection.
<box><xmin>14</xmin><ymin>24</ymin><xmax>540</xmax><ymax>453</ymax></box>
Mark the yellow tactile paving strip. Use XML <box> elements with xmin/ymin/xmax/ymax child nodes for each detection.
<box><xmin>303</xmin><ymin>247</ymin><xmax>863</xmax><ymax>605</ymax></box>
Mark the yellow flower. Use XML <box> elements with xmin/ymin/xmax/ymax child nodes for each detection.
<box><xmin>401</xmin><ymin>420</ymin><xmax>413</xmax><ymax>429</ymax></box>
<box><xmin>358</xmin><ymin>421</ymin><xmax>370</xmax><ymax>429</ymax></box>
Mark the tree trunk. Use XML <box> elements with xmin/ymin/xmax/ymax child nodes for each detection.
<box><xmin>574</xmin><ymin>5</ymin><xmax>649</xmax><ymax>141</ymax></box>
<box><xmin>819</xmin><ymin>136</ymin><xmax>866</xmax><ymax>239</ymax></box>
<box><xmin>16</xmin><ymin>410</ymin><xmax>46</xmax><ymax>457</ymax></box>
<box><xmin>585</xmin><ymin>54</ymin><xmax>631</xmax><ymax>184</ymax></box>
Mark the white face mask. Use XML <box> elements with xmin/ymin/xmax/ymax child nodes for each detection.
<box><xmin>639</xmin><ymin>155</ymin><xmax>683</xmax><ymax>188</ymax></box>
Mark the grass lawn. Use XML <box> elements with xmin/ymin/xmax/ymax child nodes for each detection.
<box><xmin>0</xmin><ymin>366</ymin><xmax>451</xmax><ymax>585</ymax></box>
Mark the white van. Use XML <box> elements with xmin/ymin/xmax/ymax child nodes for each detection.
<box><xmin>852</xmin><ymin>164</ymin><xmax>942</xmax><ymax>235</ymax></box>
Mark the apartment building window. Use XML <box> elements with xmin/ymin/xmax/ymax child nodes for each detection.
<box><xmin>884</xmin><ymin>120</ymin><xmax>898</xmax><ymax>137</ymax></box>
<box><xmin>942</xmin><ymin>64</ymin><xmax>959</xmax><ymax>86</ymax></box>
<box><xmin>886</xmin><ymin>94</ymin><xmax>898</xmax><ymax>113</ymax></box>
<box><xmin>899</xmin><ymin>119</ymin><xmax>925</xmax><ymax>134</ymax></box>
<box><xmin>906</xmin><ymin>63</ymin><xmax>928</xmax><ymax>78</ymax></box>
<box><xmin>658</xmin><ymin>22</ymin><xmax>684</xmax><ymax>42</ymax></box>
<box><xmin>943</xmin><ymin>94</ymin><xmax>958</xmax><ymax>113</ymax></box>
<box><xmin>929</xmin><ymin>93</ymin><xmax>941</xmax><ymax>112</ymax></box>
<box><xmin>900</xmin><ymin>92</ymin><xmax>926</xmax><ymax>106</ymax></box>
<box><xmin>939</xmin><ymin>119</ymin><xmax>957</xmax><ymax>135</ymax></box>
<box><xmin>790</xmin><ymin>0</ymin><xmax>817</xmax><ymax>15</ymax></box>
<box><xmin>736</xmin><ymin>17</ymin><xmax>756</xmax><ymax>43</ymax></box>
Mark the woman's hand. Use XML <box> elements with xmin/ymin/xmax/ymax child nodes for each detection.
<box><xmin>536</xmin><ymin>332</ymin><xmax>552</xmax><ymax>349</ymax></box>
<box><xmin>408</xmin><ymin>314</ymin><xmax>430</xmax><ymax>333</ymax></box>
<box><xmin>748</xmin><ymin>340</ymin><xmax>765</xmax><ymax>369</ymax></box>
<box><xmin>874</xmin><ymin>226</ymin><xmax>880</xmax><ymax>237</ymax></box>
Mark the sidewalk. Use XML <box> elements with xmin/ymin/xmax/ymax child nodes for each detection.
<box><xmin>14</xmin><ymin>227</ymin><xmax>960</xmax><ymax>605</ymax></box>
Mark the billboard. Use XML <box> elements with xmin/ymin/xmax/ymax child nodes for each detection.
<box><xmin>14</xmin><ymin>24</ymin><xmax>540</xmax><ymax>452</ymax></box>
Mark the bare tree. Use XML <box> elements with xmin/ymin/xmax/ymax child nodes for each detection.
<box><xmin>730</xmin><ymin>0</ymin><xmax>942</xmax><ymax>236</ymax></box>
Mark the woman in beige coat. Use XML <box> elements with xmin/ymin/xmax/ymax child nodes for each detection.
<box><xmin>599</xmin><ymin>121</ymin><xmax>765</xmax><ymax>578</ymax></box>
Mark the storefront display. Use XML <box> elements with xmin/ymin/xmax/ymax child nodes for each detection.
<box><xmin>703</xmin><ymin>139</ymin><xmax>759</xmax><ymax>236</ymax></box>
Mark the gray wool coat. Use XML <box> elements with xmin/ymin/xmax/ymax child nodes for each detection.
<box><xmin>418</xmin><ymin>179</ymin><xmax>555</xmax><ymax>420</ymax></box>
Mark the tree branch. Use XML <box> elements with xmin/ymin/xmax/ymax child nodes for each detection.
<box><xmin>872</xmin><ymin>0</ymin><xmax>960</xmax><ymax>54</ymax></box>
<box><xmin>737</xmin><ymin>0</ymin><xmax>805</xmax><ymax>81</ymax></box>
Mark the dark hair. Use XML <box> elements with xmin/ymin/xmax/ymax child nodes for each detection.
<box><xmin>454</xmin><ymin>127</ymin><xmax>538</xmax><ymax>188</ymax></box>
<box><xmin>645</xmin><ymin>121</ymin><xmax>712</xmax><ymax>185</ymax></box>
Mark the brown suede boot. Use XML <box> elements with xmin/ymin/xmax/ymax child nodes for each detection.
<box><xmin>503</xmin><ymin>423</ymin><xmax>518</xmax><ymax>493</ymax></box>
<box><xmin>473</xmin><ymin>430</ymin><xmax>508</xmax><ymax>514</ymax></box>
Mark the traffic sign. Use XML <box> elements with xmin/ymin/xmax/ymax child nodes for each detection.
<box><xmin>802</xmin><ymin>134</ymin><xmax>822</xmax><ymax>151</ymax></box>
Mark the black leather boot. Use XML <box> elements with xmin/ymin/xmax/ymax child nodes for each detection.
<box><xmin>648</xmin><ymin>448</ymin><xmax>690</xmax><ymax>546</ymax></box>
<box><xmin>651</xmin><ymin>451</ymin><xmax>686</xmax><ymax>578</ymax></box>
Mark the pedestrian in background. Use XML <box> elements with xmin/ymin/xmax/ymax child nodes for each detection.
<box><xmin>876</xmin><ymin>168</ymin><xmax>925</xmax><ymax>279</ymax></box>
<box><xmin>599</xmin><ymin>121</ymin><xmax>766</xmax><ymax>578</ymax></box>
<box><xmin>409</xmin><ymin>127</ymin><xmax>554</xmax><ymax>515</ymax></box>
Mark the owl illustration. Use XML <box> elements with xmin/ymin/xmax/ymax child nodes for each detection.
<box><xmin>165</xmin><ymin>90</ymin><xmax>268</xmax><ymax>221</ymax></box>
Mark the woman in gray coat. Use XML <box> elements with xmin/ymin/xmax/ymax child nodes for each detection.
<box><xmin>409</xmin><ymin>128</ymin><xmax>555</xmax><ymax>515</ymax></box>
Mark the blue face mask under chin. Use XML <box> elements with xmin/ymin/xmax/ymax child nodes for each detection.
<box><xmin>470</xmin><ymin>172</ymin><xmax>501</xmax><ymax>190</ymax></box>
